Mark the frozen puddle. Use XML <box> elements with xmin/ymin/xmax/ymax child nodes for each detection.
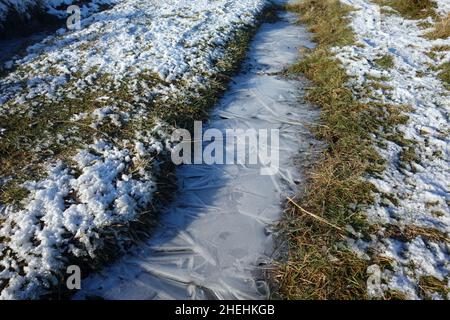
<box><xmin>76</xmin><ymin>10</ymin><xmax>316</xmax><ymax>300</ymax></box>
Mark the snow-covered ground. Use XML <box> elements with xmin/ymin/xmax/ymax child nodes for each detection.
<box><xmin>337</xmin><ymin>0</ymin><xmax>450</xmax><ymax>299</ymax></box>
<box><xmin>0</xmin><ymin>0</ymin><xmax>267</xmax><ymax>299</ymax></box>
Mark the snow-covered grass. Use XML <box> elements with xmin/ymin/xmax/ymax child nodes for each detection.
<box><xmin>0</xmin><ymin>0</ymin><xmax>268</xmax><ymax>299</ymax></box>
<box><xmin>337</xmin><ymin>0</ymin><xmax>450</xmax><ymax>299</ymax></box>
<box><xmin>275</xmin><ymin>0</ymin><xmax>450</xmax><ymax>300</ymax></box>
<box><xmin>425</xmin><ymin>13</ymin><xmax>450</xmax><ymax>39</ymax></box>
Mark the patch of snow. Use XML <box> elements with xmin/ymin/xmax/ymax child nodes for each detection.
<box><xmin>0</xmin><ymin>127</ymin><xmax>169</xmax><ymax>299</ymax></box>
<box><xmin>436</xmin><ymin>0</ymin><xmax>450</xmax><ymax>15</ymax></box>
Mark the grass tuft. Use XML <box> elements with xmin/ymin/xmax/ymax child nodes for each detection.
<box><xmin>425</xmin><ymin>13</ymin><xmax>450</xmax><ymax>39</ymax></box>
<box><xmin>374</xmin><ymin>54</ymin><xmax>395</xmax><ymax>70</ymax></box>
<box><xmin>418</xmin><ymin>275</ymin><xmax>449</xmax><ymax>299</ymax></box>
<box><xmin>384</xmin><ymin>224</ymin><xmax>449</xmax><ymax>244</ymax></box>
<box><xmin>374</xmin><ymin>0</ymin><xmax>438</xmax><ymax>20</ymax></box>
<box><xmin>437</xmin><ymin>61</ymin><xmax>450</xmax><ymax>89</ymax></box>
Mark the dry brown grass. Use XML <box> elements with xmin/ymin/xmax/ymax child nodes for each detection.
<box><xmin>274</xmin><ymin>205</ymin><xmax>368</xmax><ymax>299</ymax></box>
<box><xmin>435</xmin><ymin>61</ymin><xmax>450</xmax><ymax>89</ymax></box>
<box><xmin>384</xmin><ymin>224</ymin><xmax>449</xmax><ymax>243</ymax></box>
<box><xmin>383</xmin><ymin>289</ymin><xmax>408</xmax><ymax>300</ymax></box>
<box><xmin>374</xmin><ymin>0</ymin><xmax>438</xmax><ymax>19</ymax></box>
<box><xmin>418</xmin><ymin>275</ymin><xmax>449</xmax><ymax>299</ymax></box>
<box><xmin>425</xmin><ymin>13</ymin><xmax>450</xmax><ymax>39</ymax></box>
<box><xmin>374</xmin><ymin>54</ymin><xmax>395</xmax><ymax>70</ymax></box>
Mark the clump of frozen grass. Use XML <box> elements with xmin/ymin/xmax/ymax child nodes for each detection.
<box><xmin>436</xmin><ymin>61</ymin><xmax>450</xmax><ymax>88</ymax></box>
<box><xmin>425</xmin><ymin>13</ymin><xmax>450</xmax><ymax>39</ymax></box>
<box><xmin>424</xmin><ymin>12</ymin><xmax>450</xmax><ymax>89</ymax></box>
<box><xmin>374</xmin><ymin>0</ymin><xmax>438</xmax><ymax>19</ymax></box>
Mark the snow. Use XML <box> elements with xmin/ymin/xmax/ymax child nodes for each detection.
<box><xmin>436</xmin><ymin>0</ymin><xmax>450</xmax><ymax>14</ymax></box>
<box><xmin>337</xmin><ymin>0</ymin><xmax>450</xmax><ymax>299</ymax></box>
<box><xmin>0</xmin><ymin>132</ymin><xmax>168</xmax><ymax>299</ymax></box>
<box><xmin>0</xmin><ymin>0</ymin><xmax>268</xmax><ymax>299</ymax></box>
<box><xmin>1</xmin><ymin>0</ymin><xmax>266</xmax><ymax>104</ymax></box>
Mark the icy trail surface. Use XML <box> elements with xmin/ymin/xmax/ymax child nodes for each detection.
<box><xmin>75</xmin><ymin>11</ymin><xmax>316</xmax><ymax>300</ymax></box>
